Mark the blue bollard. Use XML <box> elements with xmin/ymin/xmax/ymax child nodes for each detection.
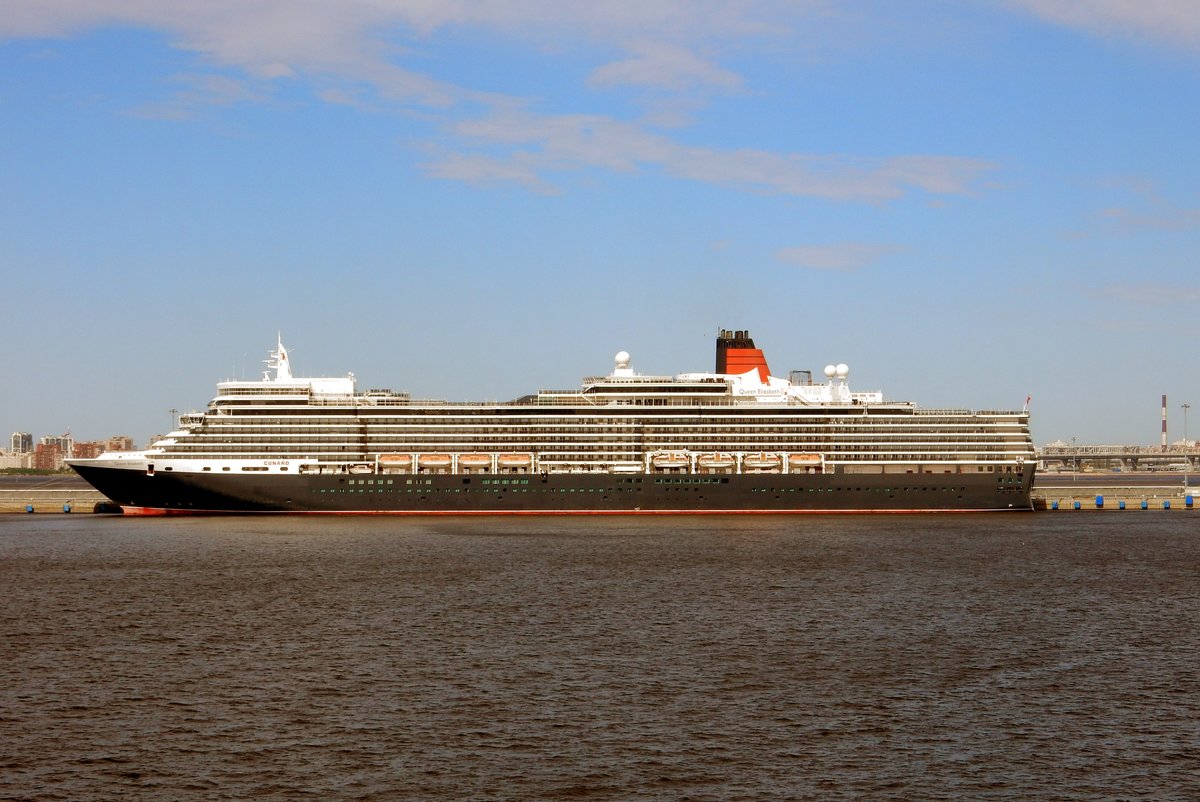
<box><xmin>1095</xmin><ymin>495</ymin><xmax>1104</xmax><ymax>508</ymax></box>
<box><xmin>1073</xmin><ymin>500</ymin><xmax>1081</xmax><ymax>510</ymax></box>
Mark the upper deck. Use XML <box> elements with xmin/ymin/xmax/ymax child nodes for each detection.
<box><xmin>209</xmin><ymin>333</ymin><xmax>892</xmax><ymax>411</ymax></box>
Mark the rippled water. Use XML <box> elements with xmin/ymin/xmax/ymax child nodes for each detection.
<box><xmin>2</xmin><ymin>513</ymin><xmax>1197</xmax><ymax>801</ymax></box>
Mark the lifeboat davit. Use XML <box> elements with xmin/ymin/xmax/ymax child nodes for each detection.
<box><xmin>651</xmin><ymin>451</ymin><xmax>690</xmax><ymax>470</ymax></box>
<box><xmin>742</xmin><ymin>452</ymin><xmax>782</xmax><ymax>471</ymax></box>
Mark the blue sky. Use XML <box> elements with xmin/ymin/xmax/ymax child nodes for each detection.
<box><xmin>2</xmin><ymin>0</ymin><xmax>1198</xmax><ymax>448</ymax></box>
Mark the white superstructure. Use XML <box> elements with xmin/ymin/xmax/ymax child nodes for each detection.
<box><xmin>81</xmin><ymin>336</ymin><xmax>1033</xmax><ymax>481</ymax></box>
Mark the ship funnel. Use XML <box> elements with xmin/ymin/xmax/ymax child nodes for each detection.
<box><xmin>716</xmin><ymin>328</ymin><xmax>771</xmax><ymax>381</ymax></box>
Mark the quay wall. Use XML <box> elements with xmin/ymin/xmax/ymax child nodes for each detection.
<box><xmin>0</xmin><ymin>488</ymin><xmax>113</xmax><ymax>514</ymax></box>
<box><xmin>1033</xmin><ymin>485</ymin><xmax>1197</xmax><ymax>511</ymax></box>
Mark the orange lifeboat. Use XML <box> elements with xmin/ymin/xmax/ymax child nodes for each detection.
<box><xmin>458</xmin><ymin>454</ymin><xmax>493</xmax><ymax>471</ymax></box>
<box><xmin>742</xmin><ymin>452</ymin><xmax>782</xmax><ymax>472</ymax></box>
<box><xmin>651</xmin><ymin>451</ymin><xmax>690</xmax><ymax>470</ymax></box>
<box><xmin>378</xmin><ymin>453</ymin><xmax>413</xmax><ymax>470</ymax></box>
<box><xmin>697</xmin><ymin>453</ymin><xmax>735</xmax><ymax>471</ymax></box>
<box><xmin>498</xmin><ymin>453</ymin><xmax>533</xmax><ymax>469</ymax></box>
<box><xmin>417</xmin><ymin>453</ymin><xmax>452</xmax><ymax>471</ymax></box>
<box><xmin>788</xmin><ymin>453</ymin><xmax>823</xmax><ymax>468</ymax></box>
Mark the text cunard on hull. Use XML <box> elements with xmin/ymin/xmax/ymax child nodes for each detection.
<box><xmin>69</xmin><ymin>330</ymin><xmax>1036</xmax><ymax>514</ymax></box>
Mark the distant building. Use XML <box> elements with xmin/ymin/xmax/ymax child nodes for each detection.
<box><xmin>33</xmin><ymin>442</ymin><xmax>65</xmax><ymax>471</ymax></box>
<box><xmin>106</xmin><ymin>435</ymin><xmax>136</xmax><ymax>452</ymax></box>
<box><xmin>1</xmin><ymin>432</ymin><xmax>134</xmax><ymax>470</ymax></box>
<box><xmin>40</xmin><ymin>433</ymin><xmax>73</xmax><ymax>457</ymax></box>
<box><xmin>10</xmin><ymin>432</ymin><xmax>32</xmax><ymax>453</ymax></box>
<box><xmin>72</xmin><ymin>441</ymin><xmax>105</xmax><ymax>459</ymax></box>
<box><xmin>72</xmin><ymin>436</ymin><xmax>136</xmax><ymax>459</ymax></box>
<box><xmin>0</xmin><ymin>451</ymin><xmax>33</xmax><ymax>469</ymax></box>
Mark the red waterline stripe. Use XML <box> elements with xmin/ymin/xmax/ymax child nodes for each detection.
<box><xmin>117</xmin><ymin>506</ymin><xmax>1025</xmax><ymax>517</ymax></box>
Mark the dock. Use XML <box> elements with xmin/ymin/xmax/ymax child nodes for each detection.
<box><xmin>0</xmin><ymin>489</ymin><xmax>114</xmax><ymax>513</ymax></box>
<box><xmin>1032</xmin><ymin>472</ymin><xmax>1197</xmax><ymax>511</ymax></box>
<box><xmin>1032</xmin><ymin>489</ymin><xmax>1195</xmax><ymax>510</ymax></box>
<box><xmin>0</xmin><ymin>476</ymin><xmax>115</xmax><ymax>513</ymax></box>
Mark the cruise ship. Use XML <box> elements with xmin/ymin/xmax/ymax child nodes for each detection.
<box><xmin>69</xmin><ymin>330</ymin><xmax>1036</xmax><ymax>514</ymax></box>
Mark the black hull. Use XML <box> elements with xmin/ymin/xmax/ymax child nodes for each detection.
<box><xmin>71</xmin><ymin>464</ymin><xmax>1035</xmax><ymax>514</ymax></box>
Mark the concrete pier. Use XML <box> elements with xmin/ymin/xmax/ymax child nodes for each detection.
<box><xmin>0</xmin><ymin>488</ymin><xmax>114</xmax><ymax>513</ymax></box>
<box><xmin>0</xmin><ymin>476</ymin><xmax>114</xmax><ymax>513</ymax></box>
<box><xmin>1032</xmin><ymin>474</ymin><xmax>1197</xmax><ymax>511</ymax></box>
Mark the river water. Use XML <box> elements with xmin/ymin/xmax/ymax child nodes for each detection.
<box><xmin>2</xmin><ymin>513</ymin><xmax>1197</xmax><ymax>800</ymax></box>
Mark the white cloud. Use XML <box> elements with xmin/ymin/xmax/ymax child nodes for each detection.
<box><xmin>0</xmin><ymin>1</ymin><xmax>813</xmax><ymax>59</ymax></box>
<box><xmin>1085</xmin><ymin>282</ymin><xmax>1200</xmax><ymax>304</ymax></box>
<box><xmin>422</xmin><ymin>151</ymin><xmax>559</xmax><ymax>194</ymax></box>
<box><xmin>589</xmin><ymin>40</ymin><xmax>743</xmax><ymax>91</ymax></box>
<box><xmin>378</xmin><ymin>0</ymin><xmax>807</xmax><ymax>42</ymax></box>
<box><xmin>775</xmin><ymin>243</ymin><xmax>901</xmax><ymax>271</ymax></box>
<box><xmin>0</xmin><ymin>1</ymin><xmax>811</xmax><ymax>114</ymax></box>
<box><xmin>430</xmin><ymin>108</ymin><xmax>994</xmax><ymax>199</ymax></box>
<box><xmin>1100</xmin><ymin>205</ymin><xmax>1200</xmax><ymax>232</ymax></box>
<box><xmin>1008</xmin><ymin>0</ymin><xmax>1200</xmax><ymax>49</ymax></box>
<box><xmin>0</xmin><ymin>0</ymin><xmax>992</xmax><ymax>201</ymax></box>
<box><xmin>1070</xmin><ymin>177</ymin><xmax>1200</xmax><ymax>235</ymax></box>
<box><xmin>131</xmin><ymin>73</ymin><xmax>267</xmax><ymax>120</ymax></box>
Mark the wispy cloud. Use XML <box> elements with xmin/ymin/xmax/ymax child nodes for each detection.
<box><xmin>1086</xmin><ymin>176</ymin><xmax>1200</xmax><ymax>235</ymax></box>
<box><xmin>422</xmin><ymin>150</ymin><xmax>559</xmax><ymax>194</ymax></box>
<box><xmin>0</xmin><ymin>1</ymin><xmax>814</xmax><ymax>65</ymax></box>
<box><xmin>1100</xmin><ymin>205</ymin><xmax>1200</xmax><ymax>232</ymax></box>
<box><xmin>775</xmin><ymin>243</ymin><xmax>901</xmax><ymax>271</ymax></box>
<box><xmin>1008</xmin><ymin>0</ymin><xmax>1200</xmax><ymax>50</ymax></box>
<box><xmin>1084</xmin><ymin>282</ymin><xmax>1200</xmax><ymax>304</ymax></box>
<box><xmin>131</xmin><ymin>73</ymin><xmax>267</xmax><ymax>121</ymax></box>
<box><xmin>0</xmin><ymin>0</ymin><xmax>992</xmax><ymax>201</ymax></box>
<box><xmin>0</xmin><ymin>1</ymin><xmax>813</xmax><ymax>124</ymax></box>
<box><xmin>589</xmin><ymin>40</ymin><xmax>743</xmax><ymax>92</ymax></box>
<box><xmin>427</xmin><ymin>108</ymin><xmax>995</xmax><ymax>199</ymax></box>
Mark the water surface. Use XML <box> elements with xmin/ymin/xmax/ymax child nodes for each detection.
<box><xmin>2</xmin><ymin>514</ymin><xmax>1197</xmax><ymax>800</ymax></box>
